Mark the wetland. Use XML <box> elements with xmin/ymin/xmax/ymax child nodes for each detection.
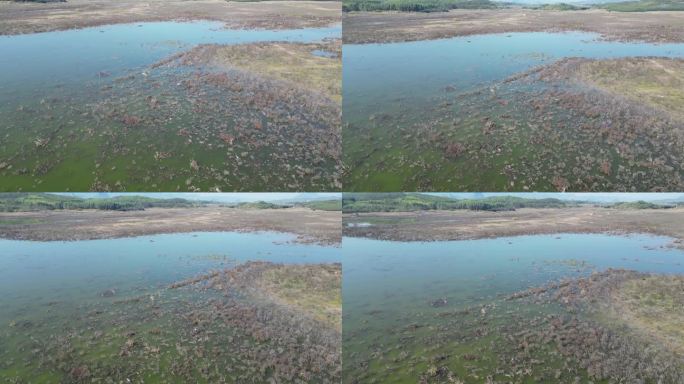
<box><xmin>0</xmin><ymin>219</ymin><xmax>342</xmax><ymax>382</ymax></box>
<box><xmin>342</xmin><ymin>232</ymin><xmax>684</xmax><ymax>383</ymax></box>
<box><xmin>343</xmin><ymin>14</ymin><xmax>684</xmax><ymax>191</ymax></box>
<box><xmin>342</xmin><ymin>198</ymin><xmax>684</xmax><ymax>383</ymax></box>
<box><xmin>0</xmin><ymin>5</ymin><xmax>341</xmax><ymax>191</ymax></box>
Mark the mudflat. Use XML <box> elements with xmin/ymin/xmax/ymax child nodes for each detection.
<box><xmin>343</xmin><ymin>207</ymin><xmax>684</xmax><ymax>247</ymax></box>
<box><xmin>0</xmin><ymin>207</ymin><xmax>341</xmax><ymax>244</ymax></box>
<box><xmin>0</xmin><ymin>0</ymin><xmax>341</xmax><ymax>35</ymax></box>
<box><xmin>343</xmin><ymin>9</ymin><xmax>684</xmax><ymax>44</ymax></box>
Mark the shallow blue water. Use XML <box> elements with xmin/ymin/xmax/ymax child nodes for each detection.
<box><xmin>343</xmin><ymin>233</ymin><xmax>684</xmax><ymax>310</ymax></box>
<box><xmin>312</xmin><ymin>49</ymin><xmax>337</xmax><ymax>58</ymax></box>
<box><xmin>343</xmin><ymin>32</ymin><xmax>684</xmax><ymax>120</ymax></box>
<box><xmin>0</xmin><ymin>231</ymin><xmax>340</xmax><ymax>307</ymax></box>
<box><xmin>0</xmin><ymin>21</ymin><xmax>340</xmax><ymax>97</ymax></box>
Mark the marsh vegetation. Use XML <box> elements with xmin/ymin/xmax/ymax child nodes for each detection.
<box><xmin>343</xmin><ymin>33</ymin><xmax>684</xmax><ymax>191</ymax></box>
<box><xmin>343</xmin><ymin>234</ymin><xmax>684</xmax><ymax>383</ymax></box>
<box><xmin>0</xmin><ymin>21</ymin><xmax>341</xmax><ymax>191</ymax></box>
<box><xmin>0</xmin><ymin>231</ymin><xmax>341</xmax><ymax>383</ymax></box>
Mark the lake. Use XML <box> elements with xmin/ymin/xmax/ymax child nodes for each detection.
<box><xmin>343</xmin><ymin>32</ymin><xmax>684</xmax><ymax>191</ymax></box>
<box><xmin>342</xmin><ymin>233</ymin><xmax>684</xmax><ymax>383</ymax></box>
<box><xmin>0</xmin><ymin>22</ymin><xmax>341</xmax><ymax>192</ymax></box>
<box><xmin>343</xmin><ymin>32</ymin><xmax>684</xmax><ymax>123</ymax></box>
<box><xmin>0</xmin><ymin>21</ymin><xmax>340</xmax><ymax>98</ymax></box>
<box><xmin>0</xmin><ymin>231</ymin><xmax>341</xmax><ymax>382</ymax></box>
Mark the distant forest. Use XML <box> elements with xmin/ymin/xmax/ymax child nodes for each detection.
<box><xmin>343</xmin><ymin>193</ymin><xmax>681</xmax><ymax>213</ymax></box>
<box><xmin>234</xmin><ymin>200</ymin><xmax>341</xmax><ymax>211</ymax></box>
<box><xmin>0</xmin><ymin>194</ymin><xmax>201</xmax><ymax>212</ymax></box>
<box><xmin>0</xmin><ymin>194</ymin><xmax>342</xmax><ymax>212</ymax></box>
<box><xmin>342</xmin><ymin>193</ymin><xmax>574</xmax><ymax>212</ymax></box>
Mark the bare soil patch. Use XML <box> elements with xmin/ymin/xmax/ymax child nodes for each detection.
<box><xmin>343</xmin><ymin>207</ymin><xmax>684</xmax><ymax>248</ymax></box>
<box><xmin>0</xmin><ymin>0</ymin><xmax>341</xmax><ymax>35</ymax></box>
<box><xmin>343</xmin><ymin>9</ymin><xmax>684</xmax><ymax>44</ymax></box>
<box><xmin>0</xmin><ymin>206</ymin><xmax>342</xmax><ymax>244</ymax></box>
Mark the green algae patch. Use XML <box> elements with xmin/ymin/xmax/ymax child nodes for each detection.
<box><xmin>573</xmin><ymin>57</ymin><xmax>684</xmax><ymax>121</ymax></box>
